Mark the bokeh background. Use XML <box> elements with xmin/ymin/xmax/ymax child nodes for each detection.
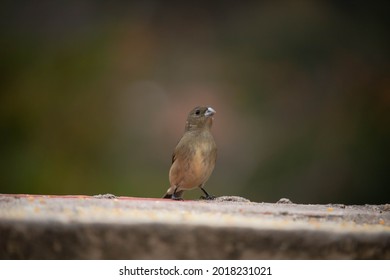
<box><xmin>1</xmin><ymin>1</ymin><xmax>389</xmax><ymax>204</ymax></box>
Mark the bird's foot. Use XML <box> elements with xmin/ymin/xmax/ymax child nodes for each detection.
<box><xmin>171</xmin><ymin>194</ymin><xmax>184</xmax><ymax>201</ymax></box>
<box><xmin>199</xmin><ymin>195</ymin><xmax>216</xmax><ymax>200</ymax></box>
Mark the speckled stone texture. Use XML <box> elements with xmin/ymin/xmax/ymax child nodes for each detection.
<box><xmin>1</xmin><ymin>194</ymin><xmax>389</xmax><ymax>259</ymax></box>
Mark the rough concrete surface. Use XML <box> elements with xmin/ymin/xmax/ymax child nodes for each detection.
<box><xmin>0</xmin><ymin>194</ymin><xmax>389</xmax><ymax>259</ymax></box>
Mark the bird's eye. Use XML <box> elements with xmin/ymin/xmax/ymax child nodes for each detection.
<box><xmin>195</xmin><ymin>109</ymin><xmax>201</xmax><ymax>115</ymax></box>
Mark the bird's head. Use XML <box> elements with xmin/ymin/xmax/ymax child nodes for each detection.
<box><xmin>185</xmin><ymin>106</ymin><xmax>216</xmax><ymax>131</ymax></box>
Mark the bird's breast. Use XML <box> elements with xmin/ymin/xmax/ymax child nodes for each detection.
<box><xmin>192</xmin><ymin>143</ymin><xmax>210</xmax><ymax>175</ymax></box>
<box><xmin>169</xmin><ymin>135</ymin><xmax>216</xmax><ymax>189</ymax></box>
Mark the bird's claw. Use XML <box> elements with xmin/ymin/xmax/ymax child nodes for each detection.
<box><xmin>200</xmin><ymin>195</ymin><xmax>216</xmax><ymax>200</ymax></box>
<box><xmin>171</xmin><ymin>195</ymin><xmax>184</xmax><ymax>201</ymax></box>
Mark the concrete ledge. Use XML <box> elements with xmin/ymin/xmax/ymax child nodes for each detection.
<box><xmin>1</xmin><ymin>194</ymin><xmax>389</xmax><ymax>259</ymax></box>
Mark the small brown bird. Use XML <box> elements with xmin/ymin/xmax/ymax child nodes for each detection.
<box><xmin>163</xmin><ymin>106</ymin><xmax>217</xmax><ymax>200</ymax></box>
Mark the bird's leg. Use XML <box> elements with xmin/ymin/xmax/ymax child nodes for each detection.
<box><xmin>199</xmin><ymin>187</ymin><xmax>216</xmax><ymax>200</ymax></box>
<box><xmin>172</xmin><ymin>188</ymin><xmax>184</xmax><ymax>201</ymax></box>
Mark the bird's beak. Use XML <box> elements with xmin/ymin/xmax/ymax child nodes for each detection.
<box><xmin>205</xmin><ymin>107</ymin><xmax>216</xmax><ymax>117</ymax></box>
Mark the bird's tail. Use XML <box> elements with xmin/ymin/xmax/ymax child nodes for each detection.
<box><xmin>162</xmin><ymin>189</ymin><xmax>183</xmax><ymax>199</ymax></box>
<box><xmin>162</xmin><ymin>193</ymin><xmax>172</xmax><ymax>199</ymax></box>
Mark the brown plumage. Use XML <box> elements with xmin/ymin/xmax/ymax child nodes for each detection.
<box><xmin>163</xmin><ymin>106</ymin><xmax>217</xmax><ymax>200</ymax></box>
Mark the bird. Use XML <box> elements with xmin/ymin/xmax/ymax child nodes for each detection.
<box><xmin>163</xmin><ymin>106</ymin><xmax>217</xmax><ymax>200</ymax></box>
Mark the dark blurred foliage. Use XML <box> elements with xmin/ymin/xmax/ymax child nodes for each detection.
<box><xmin>0</xmin><ymin>1</ymin><xmax>389</xmax><ymax>204</ymax></box>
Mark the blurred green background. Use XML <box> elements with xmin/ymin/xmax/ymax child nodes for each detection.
<box><xmin>1</xmin><ymin>1</ymin><xmax>389</xmax><ymax>204</ymax></box>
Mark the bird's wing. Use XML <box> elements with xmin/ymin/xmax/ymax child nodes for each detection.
<box><xmin>171</xmin><ymin>152</ymin><xmax>176</xmax><ymax>164</ymax></box>
<box><xmin>171</xmin><ymin>133</ymin><xmax>191</xmax><ymax>164</ymax></box>
<box><xmin>171</xmin><ymin>136</ymin><xmax>185</xmax><ymax>164</ymax></box>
